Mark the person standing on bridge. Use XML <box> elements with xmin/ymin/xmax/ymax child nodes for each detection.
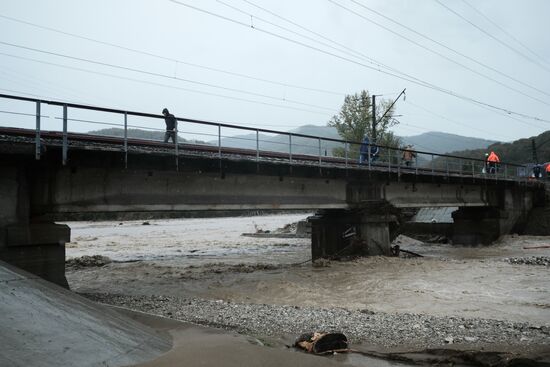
<box><xmin>162</xmin><ymin>108</ymin><xmax>177</xmax><ymax>144</ymax></box>
<box><xmin>486</xmin><ymin>151</ymin><xmax>500</xmax><ymax>174</ymax></box>
<box><xmin>402</xmin><ymin>144</ymin><xmax>416</xmax><ymax>167</ymax></box>
<box><xmin>359</xmin><ymin>136</ymin><xmax>370</xmax><ymax>164</ymax></box>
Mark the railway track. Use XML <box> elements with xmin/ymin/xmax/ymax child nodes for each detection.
<box><xmin>0</xmin><ymin>126</ymin><xmax>530</xmax><ymax>184</ymax></box>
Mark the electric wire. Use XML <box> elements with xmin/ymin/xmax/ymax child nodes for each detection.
<box><xmin>236</xmin><ymin>0</ymin><xmax>443</xmax><ymax>94</ymax></box>
<box><xmin>346</xmin><ymin>0</ymin><xmax>550</xmax><ymax>99</ymax></box>
<box><xmin>0</xmin><ymin>41</ymin><xmax>336</xmax><ymax>113</ymax></box>
<box><xmin>217</xmin><ymin>0</ymin><xmax>373</xmax><ymax>67</ymax></box>
<box><xmin>329</xmin><ymin>0</ymin><xmax>550</xmax><ymax>106</ymax></box>
<box><xmin>0</xmin><ymin>51</ymin><xmax>330</xmax><ymax>116</ymax></box>
<box><xmin>435</xmin><ymin>0</ymin><xmax>550</xmax><ymax>74</ymax></box>
<box><xmin>0</xmin><ymin>65</ymin><xmax>108</xmax><ymax>106</ymax></box>
<box><xmin>404</xmin><ymin>99</ymin><xmax>515</xmax><ymax>141</ymax></box>
<box><xmin>168</xmin><ymin>0</ymin><xmax>550</xmax><ymax>124</ymax></box>
<box><xmin>394</xmin><ymin>118</ymin><xmax>494</xmax><ymax>152</ymax></box>
<box><xmin>461</xmin><ymin>0</ymin><xmax>550</xmax><ymax>68</ymax></box>
<box><xmin>1</xmin><ymin>3</ymin><xmax>548</xmax><ymax>139</ymax></box>
<box><xmin>0</xmin><ymin>13</ymin><xmax>345</xmax><ymax>97</ymax></box>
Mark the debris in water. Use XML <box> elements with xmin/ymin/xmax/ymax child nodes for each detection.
<box><xmin>294</xmin><ymin>332</ymin><xmax>348</xmax><ymax>354</ymax></box>
<box><xmin>66</xmin><ymin>255</ymin><xmax>112</xmax><ymax>269</ymax></box>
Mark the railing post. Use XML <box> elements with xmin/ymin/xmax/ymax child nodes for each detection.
<box><xmin>123</xmin><ymin>112</ymin><xmax>128</xmax><ymax>169</ymax></box>
<box><xmin>218</xmin><ymin>124</ymin><xmax>222</xmax><ymax>174</ymax></box>
<box><xmin>395</xmin><ymin>149</ymin><xmax>401</xmax><ymax>181</ymax></box>
<box><xmin>62</xmin><ymin>104</ymin><xmax>68</xmax><ymax>166</ymax></box>
<box><xmin>415</xmin><ymin>154</ymin><xmax>418</xmax><ymax>175</ymax></box>
<box><xmin>256</xmin><ymin>129</ymin><xmax>259</xmax><ymax>162</ymax></box>
<box><xmin>388</xmin><ymin>147</ymin><xmax>391</xmax><ymax>172</ymax></box>
<box><xmin>471</xmin><ymin>160</ymin><xmax>475</xmax><ymax>177</ymax></box>
<box><xmin>367</xmin><ymin>144</ymin><xmax>371</xmax><ymax>170</ymax></box>
<box><xmin>445</xmin><ymin>157</ymin><xmax>449</xmax><ymax>176</ymax></box>
<box><xmin>35</xmin><ymin>101</ymin><xmax>41</xmax><ymax>160</ymax></box>
<box><xmin>504</xmin><ymin>163</ymin><xmax>508</xmax><ymax>179</ymax></box>
<box><xmin>218</xmin><ymin>124</ymin><xmax>221</xmax><ymax>159</ymax></box>
<box><xmin>431</xmin><ymin>154</ymin><xmax>434</xmax><ymax>175</ymax></box>
<box><xmin>174</xmin><ymin>119</ymin><xmax>179</xmax><ymax>171</ymax></box>
<box><xmin>345</xmin><ymin>142</ymin><xmax>348</xmax><ymax>168</ymax></box>
<box><xmin>289</xmin><ymin>133</ymin><xmax>292</xmax><ymax>165</ymax></box>
<box><xmin>318</xmin><ymin>138</ymin><xmax>322</xmax><ymax>170</ymax></box>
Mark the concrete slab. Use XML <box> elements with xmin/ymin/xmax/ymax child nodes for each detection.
<box><xmin>0</xmin><ymin>261</ymin><xmax>170</xmax><ymax>367</ymax></box>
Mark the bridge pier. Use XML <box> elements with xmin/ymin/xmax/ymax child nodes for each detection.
<box><xmin>452</xmin><ymin>207</ymin><xmax>505</xmax><ymax>245</ymax></box>
<box><xmin>309</xmin><ymin>206</ymin><xmax>396</xmax><ymax>260</ymax></box>
<box><xmin>0</xmin><ymin>165</ymin><xmax>70</xmax><ymax>287</ymax></box>
<box><xmin>452</xmin><ymin>187</ymin><xmax>534</xmax><ymax>245</ymax></box>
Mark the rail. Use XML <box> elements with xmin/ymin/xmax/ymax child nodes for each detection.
<box><xmin>0</xmin><ymin>92</ymin><xmax>530</xmax><ymax>181</ymax></box>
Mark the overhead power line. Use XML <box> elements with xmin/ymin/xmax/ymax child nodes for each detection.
<box><xmin>404</xmin><ymin>99</ymin><xmax>514</xmax><ymax>141</ymax></box>
<box><xmin>461</xmin><ymin>0</ymin><xmax>550</xmax><ymax>69</ymax></box>
<box><xmin>329</xmin><ymin>0</ymin><xmax>550</xmax><ymax>107</ymax></box>
<box><xmin>434</xmin><ymin>0</ymin><xmax>550</xmax><ymax>74</ymax></box>
<box><xmin>0</xmin><ymin>40</ymin><xmax>337</xmax><ymax>114</ymax></box>
<box><xmin>0</xmin><ymin>51</ymin><xmax>331</xmax><ymax>116</ymax></box>
<box><xmin>345</xmin><ymin>0</ymin><xmax>550</xmax><ymax>99</ymax></box>
<box><xmin>167</xmin><ymin>0</ymin><xmax>550</xmax><ymax>124</ymax></box>
<box><xmin>0</xmin><ymin>13</ymin><xmax>344</xmax><ymax>97</ymax></box>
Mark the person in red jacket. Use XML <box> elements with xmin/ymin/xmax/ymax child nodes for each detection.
<box><xmin>486</xmin><ymin>151</ymin><xmax>500</xmax><ymax>174</ymax></box>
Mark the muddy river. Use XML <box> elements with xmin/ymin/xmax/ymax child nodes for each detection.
<box><xmin>65</xmin><ymin>214</ymin><xmax>550</xmax><ymax>326</ymax></box>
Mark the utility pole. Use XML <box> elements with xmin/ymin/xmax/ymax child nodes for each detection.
<box><xmin>532</xmin><ymin>138</ymin><xmax>538</xmax><ymax>163</ymax></box>
<box><xmin>372</xmin><ymin>94</ymin><xmax>376</xmax><ymax>141</ymax></box>
<box><xmin>374</xmin><ymin>88</ymin><xmax>407</xmax><ymax>141</ymax></box>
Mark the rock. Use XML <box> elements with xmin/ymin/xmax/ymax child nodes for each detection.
<box><xmin>312</xmin><ymin>258</ymin><xmax>331</xmax><ymax>268</ymax></box>
<box><xmin>444</xmin><ymin>336</ymin><xmax>454</xmax><ymax>344</ymax></box>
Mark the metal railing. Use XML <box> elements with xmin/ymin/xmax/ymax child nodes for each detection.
<box><xmin>0</xmin><ymin>93</ymin><xmax>530</xmax><ymax>181</ymax></box>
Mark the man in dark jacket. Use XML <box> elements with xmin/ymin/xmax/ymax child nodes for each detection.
<box><xmin>359</xmin><ymin>136</ymin><xmax>370</xmax><ymax>164</ymax></box>
<box><xmin>162</xmin><ymin>108</ymin><xmax>177</xmax><ymax>143</ymax></box>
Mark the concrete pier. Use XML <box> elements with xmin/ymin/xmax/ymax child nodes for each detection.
<box><xmin>0</xmin><ymin>165</ymin><xmax>70</xmax><ymax>287</ymax></box>
<box><xmin>309</xmin><ymin>205</ymin><xmax>397</xmax><ymax>260</ymax></box>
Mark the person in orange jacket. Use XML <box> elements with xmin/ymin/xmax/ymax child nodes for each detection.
<box><xmin>486</xmin><ymin>151</ymin><xmax>500</xmax><ymax>174</ymax></box>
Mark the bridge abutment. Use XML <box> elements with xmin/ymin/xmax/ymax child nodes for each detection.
<box><xmin>0</xmin><ymin>165</ymin><xmax>69</xmax><ymax>287</ymax></box>
<box><xmin>309</xmin><ymin>205</ymin><xmax>396</xmax><ymax>260</ymax></box>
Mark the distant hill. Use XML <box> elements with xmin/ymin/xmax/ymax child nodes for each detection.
<box><xmin>210</xmin><ymin>127</ymin><xmax>496</xmax><ymax>157</ymax></box>
<box><xmin>433</xmin><ymin>130</ymin><xmax>550</xmax><ymax>165</ymax></box>
<box><xmin>209</xmin><ymin>125</ymin><xmax>343</xmax><ymax>156</ymax></box>
<box><xmin>87</xmin><ymin>126</ymin><xmax>500</xmax><ymax>157</ymax></box>
<box><xmin>87</xmin><ymin>128</ymin><xmax>207</xmax><ymax>144</ymax></box>
<box><xmin>401</xmin><ymin>132</ymin><xmax>496</xmax><ymax>155</ymax></box>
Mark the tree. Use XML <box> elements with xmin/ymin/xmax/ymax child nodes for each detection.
<box><xmin>328</xmin><ymin>90</ymin><xmax>401</xmax><ymax>158</ymax></box>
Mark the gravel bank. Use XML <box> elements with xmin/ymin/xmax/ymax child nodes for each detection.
<box><xmin>84</xmin><ymin>293</ymin><xmax>550</xmax><ymax>350</ymax></box>
<box><xmin>505</xmin><ymin>256</ymin><xmax>550</xmax><ymax>266</ymax></box>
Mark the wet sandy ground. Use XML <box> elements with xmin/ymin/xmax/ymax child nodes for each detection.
<box><xmin>118</xmin><ymin>307</ymin><xmax>408</xmax><ymax>367</ymax></box>
<box><xmin>66</xmin><ymin>215</ymin><xmax>550</xmax><ymax>326</ymax></box>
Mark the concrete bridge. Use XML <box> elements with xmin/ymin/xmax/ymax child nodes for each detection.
<box><xmin>0</xmin><ymin>94</ymin><xmax>543</xmax><ymax>286</ymax></box>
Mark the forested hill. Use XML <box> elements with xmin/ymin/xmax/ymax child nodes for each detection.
<box><xmin>442</xmin><ymin>130</ymin><xmax>550</xmax><ymax>164</ymax></box>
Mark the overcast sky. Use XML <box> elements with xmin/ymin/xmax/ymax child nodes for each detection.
<box><xmin>1</xmin><ymin>0</ymin><xmax>549</xmax><ymax>143</ymax></box>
